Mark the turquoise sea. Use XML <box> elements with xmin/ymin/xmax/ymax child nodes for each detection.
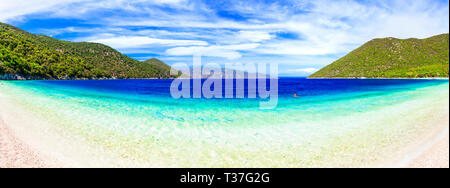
<box><xmin>1</xmin><ymin>78</ymin><xmax>449</xmax><ymax>167</ymax></box>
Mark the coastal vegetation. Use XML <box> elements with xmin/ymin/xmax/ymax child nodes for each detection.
<box><xmin>309</xmin><ymin>34</ymin><xmax>449</xmax><ymax>78</ymax></box>
<box><xmin>0</xmin><ymin>22</ymin><xmax>176</xmax><ymax>80</ymax></box>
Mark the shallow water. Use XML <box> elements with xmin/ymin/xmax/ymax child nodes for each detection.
<box><xmin>1</xmin><ymin>78</ymin><xmax>449</xmax><ymax>167</ymax></box>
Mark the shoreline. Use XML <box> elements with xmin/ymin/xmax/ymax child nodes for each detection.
<box><xmin>1</xmin><ymin>81</ymin><xmax>449</xmax><ymax>168</ymax></box>
<box><xmin>2</xmin><ymin>77</ymin><xmax>449</xmax><ymax>82</ymax></box>
<box><xmin>0</xmin><ymin>77</ymin><xmax>173</xmax><ymax>81</ymax></box>
<box><xmin>0</xmin><ymin>87</ymin><xmax>64</xmax><ymax>168</ymax></box>
<box><xmin>1</xmin><ymin>110</ymin><xmax>448</xmax><ymax>168</ymax></box>
<box><xmin>0</xmin><ymin>114</ymin><xmax>61</xmax><ymax>168</ymax></box>
<box><xmin>390</xmin><ymin>117</ymin><xmax>449</xmax><ymax>168</ymax></box>
<box><xmin>407</xmin><ymin>126</ymin><xmax>449</xmax><ymax>168</ymax></box>
<box><xmin>307</xmin><ymin>77</ymin><xmax>449</xmax><ymax>80</ymax></box>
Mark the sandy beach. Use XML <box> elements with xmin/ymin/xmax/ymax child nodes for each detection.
<box><xmin>1</xmin><ymin>111</ymin><xmax>448</xmax><ymax>168</ymax></box>
<box><xmin>407</xmin><ymin>128</ymin><xmax>449</xmax><ymax>168</ymax></box>
<box><xmin>1</xmin><ymin>80</ymin><xmax>449</xmax><ymax>168</ymax></box>
<box><xmin>1</xmin><ymin>83</ymin><xmax>58</xmax><ymax>168</ymax></box>
<box><xmin>0</xmin><ymin>117</ymin><xmax>50</xmax><ymax>168</ymax></box>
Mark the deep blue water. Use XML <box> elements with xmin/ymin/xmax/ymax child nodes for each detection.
<box><xmin>31</xmin><ymin>78</ymin><xmax>448</xmax><ymax>99</ymax></box>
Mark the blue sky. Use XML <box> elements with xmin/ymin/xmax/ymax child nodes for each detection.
<box><xmin>1</xmin><ymin>0</ymin><xmax>449</xmax><ymax>76</ymax></box>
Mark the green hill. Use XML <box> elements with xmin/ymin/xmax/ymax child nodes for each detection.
<box><xmin>309</xmin><ymin>34</ymin><xmax>449</xmax><ymax>78</ymax></box>
<box><xmin>0</xmin><ymin>22</ymin><xmax>176</xmax><ymax>80</ymax></box>
<box><xmin>142</xmin><ymin>58</ymin><xmax>173</xmax><ymax>76</ymax></box>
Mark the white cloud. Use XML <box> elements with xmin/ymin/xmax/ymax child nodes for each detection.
<box><xmin>0</xmin><ymin>0</ymin><xmax>84</xmax><ymax>21</ymax></box>
<box><xmin>151</xmin><ymin>0</ymin><xmax>186</xmax><ymax>5</ymax></box>
<box><xmin>287</xmin><ymin>68</ymin><xmax>319</xmax><ymax>74</ymax></box>
<box><xmin>254</xmin><ymin>40</ymin><xmax>352</xmax><ymax>56</ymax></box>
<box><xmin>166</xmin><ymin>43</ymin><xmax>260</xmax><ymax>59</ymax></box>
<box><xmin>1</xmin><ymin>0</ymin><xmax>448</xmax><ymax>71</ymax></box>
<box><xmin>104</xmin><ymin>0</ymin><xmax>447</xmax><ymax>58</ymax></box>
<box><xmin>90</xmin><ymin>36</ymin><xmax>208</xmax><ymax>49</ymax></box>
<box><xmin>0</xmin><ymin>0</ymin><xmax>191</xmax><ymax>21</ymax></box>
<box><xmin>234</xmin><ymin>31</ymin><xmax>274</xmax><ymax>43</ymax></box>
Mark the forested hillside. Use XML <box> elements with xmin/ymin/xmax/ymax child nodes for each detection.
<box><xmin>0</xmin><ymin>22</ymin><xmax>176</xmax><ymax>79</ymax></box>
<box><xmin>309</xmin><ymin>34</ymin><xmax>449</xmax><ymax>78</ymax></box>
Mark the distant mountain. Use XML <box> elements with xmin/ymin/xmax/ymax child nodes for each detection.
<box><xmin>0</xmin><ymin>22</ymin><xmax>176</xmax><ymax>80</ymax></box>
<box><xmin>309</xmin><ymin>34</ymin><xmax>449</xmax><ymax>78</ymax></box>
<box><xmin>141</xmin><ymin>58</ymin><xmax>176</xmax><ymax>77</ymax></box>
<box><xmin>175</xmin><ymin>66</ymin><xmax>269</xmax><ymax>79</ymax></box>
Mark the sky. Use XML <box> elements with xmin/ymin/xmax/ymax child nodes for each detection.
<box><xmin>1</xmin><ymin>0</ymin><xmax>449</xmax><ymax>76</ymax></box>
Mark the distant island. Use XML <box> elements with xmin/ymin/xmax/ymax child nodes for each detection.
<box><xmin>0</xmin><ymin>22</ymin><xmax>178</xmax><ymax>80</ymax></box>
<box><xmin>309</xmin><ymin>34</ymin><xmax>449</xmax><ymax>78</ymax></box>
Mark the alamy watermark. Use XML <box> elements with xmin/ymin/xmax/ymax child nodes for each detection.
<box><xmin>169</xmin><ymin>55</ymin><xmax>279</xmax><ymax>109</ymax></box>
